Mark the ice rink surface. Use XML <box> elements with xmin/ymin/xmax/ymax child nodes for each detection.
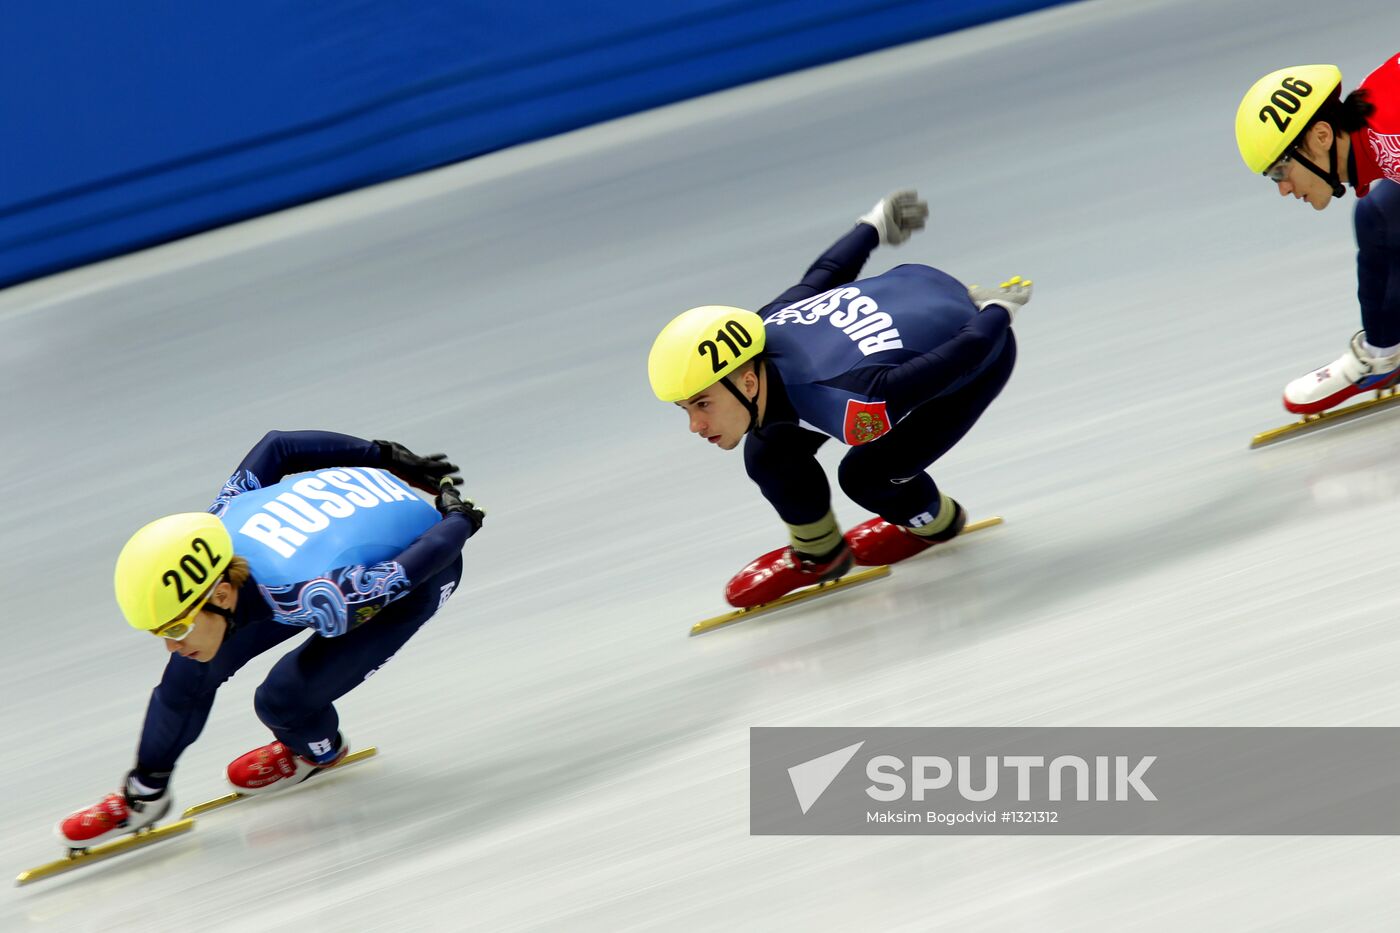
<box><xmin>5</xmin><ymin>0</ymin><xmax>1400</xmax><ymax>928</ymax></box>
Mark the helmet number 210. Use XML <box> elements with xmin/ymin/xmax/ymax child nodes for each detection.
<box><xmin>1258</xmin><ymin>77</ymin><xmax>1313</xmax><ymax>132</ymax></box>
<box><xmin>161</xmin><ymin>536</ymin><xmax>223</xmax><ymax>602</ymax></box>
<box><xmin>697</xmin><ymin>321</ymin><xmax>754</xmax><ymax>374</ymax></box>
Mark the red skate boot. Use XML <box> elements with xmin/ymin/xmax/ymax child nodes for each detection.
<box><xmin>56</xmin><ymin>782</ymin><xmax>171</xmax><ymax>849</ymax></box>
<box><xmin>724</xmin><ymin>543</ymin><xmax>854</xmax><ymax>608</ymax></box>
<box><xmin>845</xmin><ymin>500</ymin><xmax>967</xmax><ymax>566</ymax></box>
<box><xmin>227</xmin><ymin>735</ymin><xmax>349</xmax><ymax>796</ymax></box>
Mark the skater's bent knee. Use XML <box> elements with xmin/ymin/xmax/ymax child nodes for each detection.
<box><xmin>253</xmin><ymin>679</ymin><xmax>302</xmax><ymax>730</ymax></box>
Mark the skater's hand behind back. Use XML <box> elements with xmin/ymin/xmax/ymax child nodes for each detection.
<box><xmin>968</xmin><ymin>276</ymin><xmax>1033</xmax><ymax>321</ymax></box>
<box><xmin>436</xmin><ymin>477</ymin><xmax>485</xmax><ymax>533</ymax></box>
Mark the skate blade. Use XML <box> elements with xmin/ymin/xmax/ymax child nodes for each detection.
<box><xmin>956</xmin><ymin>515</ymin><xmax>1004</xmax><ymax>538</ymax></box>
<box><xmin>689</xmin><ymin>565</ymin><xmax>892</xmax><ymax>637</ymax></box>
<box><xmin>180</xmin><ymin>746</ymin><xmax>379</xmax><ymax>818</ymax></box>
<box><xmin>688</xmin><ymin>516</ymin><xmax>1004</xmax><ymax>637</ymax></box>
<box><xmin>15</xmin><ymin>819</ymin><xmax>195</xmax><ymax>886</ymax></box>
<box><xmin>1252</xmin><ymin>386</ymin><xmax>1400</xmax><ymax>448</ymax></box>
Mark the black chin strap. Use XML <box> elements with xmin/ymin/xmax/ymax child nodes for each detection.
<box><xmin>718</xmin><ymin>361</ymin><xmax>763</xmax><ymax>434</ymax></box>
<box><xmin>1292</xmin><ymin>142</ymin><xmax>1348</xmax><ymax>199</ymax></box>
<box><xmin>205</xmin><ymin>603</ymin><xmax>234</xmax><ymax>622</ymax></box>
<box><xmin>203</xmin><ymin>591</ymin><xmax>238</xmax><ymax>643</ymax></box>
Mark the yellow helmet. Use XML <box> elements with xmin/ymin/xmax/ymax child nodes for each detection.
<box><xmin>648</xmin><ymin>305</ymin><xmax>766</xmax><ymax>402</ymax></box>
<box><xmin>1235</xmin><ymin>64</ymin><xmax>1342</xmax><ymax>173</ymax></box>
<box><xmin>114</xmin><ymin>513</ymin><xmax>233</xmax><ymax>633</ymax></box>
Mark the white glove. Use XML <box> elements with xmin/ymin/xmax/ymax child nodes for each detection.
<box><xmin>858</xmin><ymin>189</ymin><xmax>928</xmax><ymax>246</ymax></box>
<box><xmin>968</xmin><ymin>276</ymin><xmax>1033</xmax><ymax>322</ymax></box>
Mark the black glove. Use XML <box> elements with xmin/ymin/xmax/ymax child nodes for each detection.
<box><xmin>436</xmin><ymin>477</ymin><xmax>485</xmax><ymax>533</ymax></box>
<box><xmin>375</xmin><ymin>440</ymin><xmax>459</xmax><ymax>493</ymax></box>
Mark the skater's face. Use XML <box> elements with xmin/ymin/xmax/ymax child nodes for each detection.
<box><xmin>676</xmin><ymin>370</ymin><xmax>759</xmax><ymax>451</ymax></box>
<box><xmin>162</xmin><ymin>580</ymin><xmax>235</xmax><ymax>663</ymax></box>
<box><xmin>1271</xmin><ymin>122</ymin><xmax>1343</xmax><ymax>211</ymax></box>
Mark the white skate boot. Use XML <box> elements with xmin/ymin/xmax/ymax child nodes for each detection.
<box><xmin>1283</xmin><ymin>332</ymin><xmax>1400</xmax><ymax>415</ymax></box>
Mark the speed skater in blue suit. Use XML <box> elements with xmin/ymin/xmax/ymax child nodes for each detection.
<box><xmin>55</xmin><ymin>430</ymin><xmax>484</xmax><ymax>849</ymax></box>
<box><xmin>647</xmin><ymin>190</ymin><xmax>1030</xmax><ymax>608</ymax></box>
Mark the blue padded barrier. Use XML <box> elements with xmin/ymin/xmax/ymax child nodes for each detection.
<box><xmin>0</xmin><ymin>1</ymin><xmax>1072</xmax><ymax>288</ymax></box>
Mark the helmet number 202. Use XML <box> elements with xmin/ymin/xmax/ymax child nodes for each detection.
<box><xmin>1258</xmin><ymin>77</ymin><xmax>1313</xmax><ymax>132</ymax></box>
<box><xmin>697</xmin><ymin>320</ymin><xmax>754</xmax><ymax>373</ymax></box>
<box><xmin>161</xmin><ymin>536</ymin><xmax>222</xmax><ymax>602</ymax></box>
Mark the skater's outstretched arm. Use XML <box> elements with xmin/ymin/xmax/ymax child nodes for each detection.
<box><xmin>760</xmin><ymin>224</ymin><xmax>880</xmax><ymax>312</ymax></box>
<box><xmin>865</xmin><ymin>277</ymin><xmax>1032</xmax><ymax>411</ymax></box>
<box><xmin>210</xmin><ymin>430</ymin><xmax>458</xmax><ymax>514</ymax></box>
<box><xmin>759</xmin><ymin>191</ymin><xmax>928</xmax><ymax>312</ymax></box>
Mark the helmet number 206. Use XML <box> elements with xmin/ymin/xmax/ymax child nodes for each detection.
<box><xmin>697</xmin><ymin>321</ymin><xmax>754</xmax><ymax>374</ymax></box>
<box><xmin>161</xmin><ymin>537</ymin><xmax>222</xmax><ymax>602</ymax></box>
<box><xmin>1258</xmin><ymin>77</ymin><xmax>1313</xmax><ymax>132</ymax></box>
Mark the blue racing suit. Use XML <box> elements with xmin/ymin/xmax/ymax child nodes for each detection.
<box><xmin>745</xmin><ymin>223</ymin><xmax>1016</xmax><ymax>533</ymax></box>
<box><xmin>1356</xmin><ymin>180</ymin><xmax>1400</xmax><ymax>347</ymax></box>
<box><xmin>132</xmin><ymin>430</ymin><xmax>475</xmax><ymax>785</ymax></box>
